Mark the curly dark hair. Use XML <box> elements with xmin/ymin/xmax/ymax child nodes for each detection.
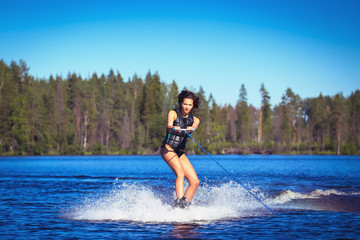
<box><xmin>178</xmin><ymin>90</ymin><xmax>201</xmax><ymax>112</ymax></box>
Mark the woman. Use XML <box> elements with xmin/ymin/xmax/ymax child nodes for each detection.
<box><xmin>160</xmin><ymin>90</ymin><xmax>201</xmax><ymax>208</ymax></box>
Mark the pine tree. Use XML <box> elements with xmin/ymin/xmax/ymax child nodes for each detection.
<box><xmin>168</xmin><ymin>80</ymin><xmax>179</xmax><ymax>111</ymax></box>
<box><xmin>66</xmin><ymin>73</ymin><xmax>82</xmax><ymax>154</ymax></box>
<box><xmin>348</xmin><ymin>90</ymin><xmax>360</xmax><ymax>154</ymax></box>
<box><xmin>280</xmin><ymin>88</ymin><xmax>302</xmax><ymax>153</ymax></box>
<box><xmin>329</xmin><ymin>94</ymin><xmax>347</xmax><ymax>155</ymax></box>
<box><xmin>0</xmin><ymin>60</ymin><xmax>14</xmax><ymax>153</ymax></box>
<box><xmin>194</xmin><ymin>86</ymin><xmax>210</xmax><ymax>154</ymax></box>
<box><xmin>259</xmin><ymin>83</ymin><xmax>273</xmax><ymax>151</ymax></box>
<box><xmin>208</xmin><ymin>94</ymin><xmax>226</xmax><ymax>154</ymax></box>
<box><xmin>236</xmin><ymin>84</ymin><xmax>250</xmax><ymax>146</ymax></box>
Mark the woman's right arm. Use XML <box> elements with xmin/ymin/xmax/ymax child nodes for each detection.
<box><xmin>167</xmin><ymin>110</ymin><xmax>179</xmax><ymax>132</ymax></box>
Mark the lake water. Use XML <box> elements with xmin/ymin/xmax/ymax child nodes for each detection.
<box><xmin>1</xmin><ymin>155</ymin><xmax>359</xmax><ymax>239</ymax></box>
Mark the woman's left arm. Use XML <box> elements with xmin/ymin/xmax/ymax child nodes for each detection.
<box><xmin>187</xmin><ymin>116</ymin><xmax>200</xmax><ymax>132</ymax></box>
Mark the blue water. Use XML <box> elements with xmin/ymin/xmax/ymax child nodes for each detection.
<box><xmin>1</xmin><ymin>155</ymin><xmax>360</xmax><ymax>239</ymax></box>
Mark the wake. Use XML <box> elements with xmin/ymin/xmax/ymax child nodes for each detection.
<box><xmin>270</xmin><ymin>188</ymin><xmax>360</xmax><ymax>213</ymax></box>
<box><xmin>67</xmin><ymin>179</ymin><xmax>360</xmax><ymax>223</ymax></box>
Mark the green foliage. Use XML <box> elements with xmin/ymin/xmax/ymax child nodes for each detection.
<box><xmin>341</xmin><ymin>141</ymin><xmax>358</xmax><ymax>155</ymax></box>
<box><xmin>9</xmin><ymin>96</ymin><xmax>29</xmax><ymax>154</ymax></box>
<box><xmin>91</xmin><ymin>142</ymin><xmax>105</xmax><ymax>155</ymax></box>
<box><xmin>0</xmin><ymin>60</ymin><xmax>359</xmax><ymax>155</ymax></box>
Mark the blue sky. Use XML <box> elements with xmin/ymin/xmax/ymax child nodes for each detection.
<box><xmin>1</xmin><ymin>0</ymin><xmax>359</xmax><ymax>107</ymax></box>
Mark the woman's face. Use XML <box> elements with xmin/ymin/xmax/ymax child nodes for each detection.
<box><xmin>181</xmin><ymin>98</ymin><xmax>194</xmax><ymax>115</ymax></box>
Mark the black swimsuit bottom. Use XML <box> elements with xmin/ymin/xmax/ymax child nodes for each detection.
<box><xmin>162</xmin><ymin>143</ymin><xmax>185</xmax><ymax>158</ymax></box>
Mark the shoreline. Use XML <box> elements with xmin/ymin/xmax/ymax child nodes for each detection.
<box><xmin>1</xmin><ymin>152</ymin><xmax>359</xmax><ymax>157</ymax></box>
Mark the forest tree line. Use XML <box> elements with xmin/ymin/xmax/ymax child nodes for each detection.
<box><xmin>1</xmin><ymin>60</ymin><xmax>359</xmax><ymax>155</ymax></box>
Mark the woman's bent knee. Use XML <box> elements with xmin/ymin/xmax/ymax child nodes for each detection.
<box><xmin>192</xmin><ymin>178</ymin><xmax>200</xmax><ymax>188</ymax></box>
<box><xmin>175</xmin><ymin>168</ymin><xmax>185</xmax><ymax>178</ymax></box>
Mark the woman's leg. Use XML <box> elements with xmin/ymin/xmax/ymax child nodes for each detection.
<box><xmin>179</xmin><ymin>154</ymin><xmax>200</xmax><ymax>201</ymax></box>
<box><xmin>160</xmin><ymin>145</ymin><xmax>185</xmax><ymax>199</ymax></box>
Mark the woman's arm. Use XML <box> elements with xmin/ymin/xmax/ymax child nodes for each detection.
<box><xmin>167</xmin><ymin>110</ymin><xmax>179</xmax><ymax>132</ymax></box>
<box><xmin>186</xmin><ymin>116</ymin><xmax>200</xmax><ymax>132</ymax></box>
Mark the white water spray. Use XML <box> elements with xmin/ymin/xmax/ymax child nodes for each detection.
<box><xmin>69</xmin><ymin>181</ymin><xmax>272</xmax><ymax>223</ymax></box>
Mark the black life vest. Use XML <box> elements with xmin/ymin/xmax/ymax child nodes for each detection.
<box><xmin>162</xmin><ymin>108</ymin><xmax>194</xmax><ymax>149</ymax></box>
